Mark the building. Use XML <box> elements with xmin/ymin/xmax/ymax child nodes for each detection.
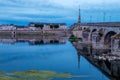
<box><xmin>70</xmin><ymin>8</ymin><xmax>81</xmax><ymax>31</ymax></box>
<box><xmin>70</xmin><ymin>8</ymin><xmax>83</xmax><ymax>38</ymax></box>
<box><xmin>29</xmin><ymin>22</ymin><xmax>66</xmax><ymax>30</ymax></box>
<box><xmin>0</xmin><ymin>22</ymin><xmax>66</xmax><ymax>31</ymax></box>
<box><xmin>16</xmin><ymin>26</ymin><xmax>30</xmax><ymax>31</ymax></box>
<box><xmin>0</xmin><ymin>24</ymin><xmax>16</xmax><ymax>30</ymax></box>
<box><xmin>43</xmin><ymin>24</ymin><xmax>51</xmax><ymax>30</ymax></box>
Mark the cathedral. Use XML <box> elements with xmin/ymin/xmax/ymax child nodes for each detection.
<box><xmin>70</xmin><ymin>8</ymin><xmax>83</xmax><ymax>38</ymax></box>
<box><xmin>70</xmin><ymin>8</ymin><xmax>82</xmax><ymax>31</ymax></box>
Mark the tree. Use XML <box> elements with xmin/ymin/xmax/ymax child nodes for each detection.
<box><xmin>50</xmin><ymin>25</ymin><xmax>54</xmax><ymax>29</ymax></box>
<box><xmin>35</xmin><ymin>24</ymin><xmax>44</xmax><ymax>29</ymax></box>
<box><xmin>50</xmin><ymin>24</ymin><xmax>59</xmax><ymax>29</ymax></box>
<box><xmin>54</xmin><ymin>25</ymin><xmax>59</xmax><ymax>28</ymax></box>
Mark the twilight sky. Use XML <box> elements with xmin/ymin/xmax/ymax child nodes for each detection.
<box><xmin>0</xmin><ymin>0</ymin><xmax>120</xmax><ymax>26</ymax></box>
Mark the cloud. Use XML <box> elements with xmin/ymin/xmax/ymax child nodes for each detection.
<box><xmin>0</xmin><ymin>0</ymin><xmax>120</xmax><ymax>26</ymax></box>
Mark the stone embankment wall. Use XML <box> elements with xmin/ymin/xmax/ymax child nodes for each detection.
<box><xmin>0</xmin><ymin>30</ymin><xmax>68</xmax><ymax>37</ymax></box>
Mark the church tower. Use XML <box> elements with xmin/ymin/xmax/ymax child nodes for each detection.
<box><xmin>78</xmin><ymin>7</ymin><xmax>81</xmax><ymax>23</ymax></box>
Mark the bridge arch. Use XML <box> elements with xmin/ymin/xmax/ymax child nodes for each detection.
<box><xmin>104</xmin><ymin>31</ymin><xmax>117</xmax><ymax>45</ymax></box>
<box><xmin>92</xmin><ymin>29</ymin><xmax>97</xmax><ymax>32</ymax></box>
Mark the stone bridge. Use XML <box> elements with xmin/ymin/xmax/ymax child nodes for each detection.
<box><xmin>71</xmin><ymin>22</ymin><xmax>120</xmax><ymax>44</ymax></box>
<box><xmin>83</xmin><ymin>23</ymin><xmax>120</xmax><ymax>44</ymax></box>
<box><xmin>70</xmin><ymin>8</ymin><xmax>120</xmax><ymax>44</ymax></box>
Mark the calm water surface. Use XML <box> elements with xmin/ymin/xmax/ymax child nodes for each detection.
<box><xmin>0</xmin><ymin>41</ymin><xmax>109</xmax><ymax>80</ymax></box>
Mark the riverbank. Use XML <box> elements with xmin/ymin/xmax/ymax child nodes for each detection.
<box><xmin>0</xmin><ymin>30</ymin><xmax>69</xmax><ymax>37</ymax></box>
<box><xmin>0</xmin><ymin>70</ymin><xmax>71</xmax><ymax>80</ymax></box>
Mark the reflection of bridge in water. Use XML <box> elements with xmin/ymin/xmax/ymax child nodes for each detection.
<box><xmin>0</xmin><ymin>36</ymin><xmax>67</xmax><ymax>45</ymax></box>
<box><xmin>72</xmin><ymin>42</ymin><xmax>120</xmax><ymax>80</ymax></box>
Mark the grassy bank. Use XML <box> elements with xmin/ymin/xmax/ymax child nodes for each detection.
<box><xmin>69</xmin><ymin>35</ymin><xmax>82</xmax><ymax>42</ymax></box>
<box><xmin>0</xmin><ymin>70</ymin><xmax>71</xmax><ymax>80</ymax></box>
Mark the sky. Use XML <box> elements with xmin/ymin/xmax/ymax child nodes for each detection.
<box><xmin>0</xmin><ymin>0</ymin><xmax>120</xmax><ymax>26</ymax></box>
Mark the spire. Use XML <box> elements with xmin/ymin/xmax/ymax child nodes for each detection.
<box><xmin>78</xmin><ymin>7</ymin><xmax>81</xmax><ymax>23</ymax></box>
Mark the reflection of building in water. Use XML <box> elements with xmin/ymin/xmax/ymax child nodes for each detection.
<box><xmin>72</xmin><ymin>42</ymin><xmax>92</xmax><ymax>68</ymax></box>
<box><xmin>28</xmin><ymin>37</ymin><xmax>67</xmax><ymax>45</ymax></box>
<box><xmin>90</xmin><ymin>56</ymin><xmax>120</xmax><ymax>79</ymax></box>
<box><xmin>73</xmin><ymin>42</ymin><xmax>92</xmax><ymax>55</ymax></box>
<box><xmin>84</xmin><ymin>50</ymin><xmax>120</xmax><ymax>79</ymax></box>
<box><xmin>111</xmin><ymin>34</ymin><xmax>120</xmax><ymax>56</ymax></box>
<box><xmin>72</xmin><ymin>41</ymin><xmax>120</xmax><ymax>79</ymax></box>
<box><xmin>77</xmin><ymin>52</ymin><xmax>81</xmax><ymax>68</ymax></box>
<box><xmin>0</xmin><ymin>39</ymin><xmax>16</xmax><ymax>44</ymax></box>
<box><xmin>0</xmin><ymin>36</ymin><xmax>67</xmax><ymax>45</ymax></box>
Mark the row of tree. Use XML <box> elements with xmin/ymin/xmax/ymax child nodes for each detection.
<box><xmin>35</xmin><ymin>24</ymin><xmax>59</xmax><ymax>29</ymax></box>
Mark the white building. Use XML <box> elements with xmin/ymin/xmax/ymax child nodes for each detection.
<box><xmin>29</xmin><ymin>27</ymin><xmax>37</xmax><ymax>31</ymax></box>
<box><xmin>0</xmin><ymin>24</ymin><xmax>16</xmax><ymax>30</ymax></box>
<box><xmin>29</xmin><ymin>22</ymin><xmax>66</xmax><ymax>30</ymax></box>
<box><xmin>43</xmin><ymin>24</ymin><xmax>51</xmax><ymax>30</ymax></box>
<box><xmin>0</xmin><ymin>23</ymin><xmax>66</xmax><ymax>31</ymax></box>
<box><xmin>16</xmin><ymin>26</ymin><xmax>30</xmax><ymax>31</ymax></box>
<box><xmin>59</xmin><ymin>24</ymin><xmax>66</xmax><ymax>30</ymax></box>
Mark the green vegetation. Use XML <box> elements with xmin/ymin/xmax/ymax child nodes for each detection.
<box><xmin>35</xmin><ymin>24</ymin><xmax>44</xmax><ymax>29</ymax></box>
<box><xmin>69</xmin><ymin>35</ymin><xmax>82</xmax><ymax>42</ymax></box>
<box><xmin>0</xmin><ymin>70</ymin><xmax>71</xmax><ymax>80</ymax></box>
<box><xmin>50</xmin><ymin>24</ymin><xmax>59</xmax><ymax>29</ymax></box>
<box><xmin>0</xmin><ymin>76</ymin><xmax>21</xmax><ymax>80</ymax></box>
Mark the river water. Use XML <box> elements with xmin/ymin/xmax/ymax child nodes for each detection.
<box><xmin>0</xmin><ymin>38</ymin><xmax>111</xmax><ymax>80</ymax></box>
